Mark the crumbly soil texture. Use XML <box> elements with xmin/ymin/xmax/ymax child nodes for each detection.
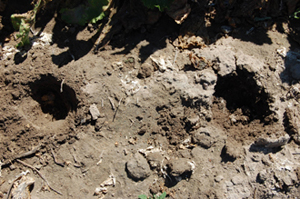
<box><xmin>1</xmin><ymin>1</ymin><xmax>300</xmax><ymax>199</ymax></box>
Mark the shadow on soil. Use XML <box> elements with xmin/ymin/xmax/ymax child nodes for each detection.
<box><xmin>280</xmin><ymin>19</ymin><xmax>300</xmax><ymax>85</ymax></box>
<box><xmin>3</xmin><ymin>0</ymin><xmax>298</xmax><ymax>67</ymax></box>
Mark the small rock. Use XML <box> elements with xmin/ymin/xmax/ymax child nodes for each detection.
<box><xmin>138</xmin><ymin>63</ymin><xmax>153</xmax><ymax>78</ymax></box>
<box><xmin>194</xmin><ymin>69</ymin><xmax>217</xmax><ymax>87</ymax></box>
<box><xmin>187</xmin><ymin>115</ymin><xmax>199</xmax><ymax>126</ymax></box>
<box><xmin>254</xmin><ymin>134</ymin><xmax>290</xmax><ymax>148</ymax></box>
<box><xmin>261</xmin><ymin>156</ymin><xmax>272</xmax><ymax>166</ymax></box>
<box><xmin>11</xmin><ymin>90</ymin><xmax>21</xmax><ymax>100</ymax></box>
<box><xmin>149</xmin><ymin>184</ymin><xmax>159</xmax><ymax>195</ymax></box>
<box><xmin>137</xmin><ymin>124</ymin><xmax>147</xmax><ymax>135</ymax></box>
<box><xmin>128</xmin><ymin>137</ymin><xmax>137</xmax><ymax>145</ymax></box>
<box><xmin>274</xmin><ymin>170</ymin><xmax>297</xmax><ymax>186</ymax></box>
<box><xmin>95</xmin><ymin>118</ymin><xmax>106</xmax><ymax>131</ymax></box>
<box><xmin>225</xmin><ymin>180</ymin><xmax>233</xmax><ymax>187</ymax></box>
<box><xmin>222</xmin><ymin>137</ymin><xmax>243</xmax><ymax>161</ymax></box>
<box><xmin>192</xmin><ymin>128</ymin><xmax>216</xmax><ymax>149</ymax></box>
<box><xmin>9</xmin><ymin>164</ymin><xmax>16</xmax><ymax>170</ymax></box>
<box><xmin>168</xmin><ymin>158</ymin><xmax>194</xmax><ymax>177</ymax></box>
<box><xmin>251</xmin><ymin>154</ymin><xmax>261</xmax><ymax>162</ymax></box>
<box><xmin>215</xmin><ymin>175</ymin><xmax>223</xmax><ymax>182</ymax></box>
<box><xmin>146</xmin><ymin>152</ymin><xmax>164</xmax><ymax>169</ymax></box>
<box><xmin>285</xmin><ymin>107</ymin><xmax>300</xmax><ymax>144</ymax></box>
<box><xmin>178</xmin><ymin>149</ymin><xmax>192</xmax><ymax>159</ymax></box>
<box><xmin>89</xmin><ymin>104</ymin><xmax>101</xmax><ymax>120</ymax></box>
<box><xmin>150</xmin><ymin>55</ymin><xmax>171</xmax><ymax>72</ymax></box>
<box><xmin>257</xmin><ymin>170</ymin><xmax>269</xmax><ymax>183</ymax></box>
<box><xmin>126</xmin><ymin>153</ymin><xmax>151</xmax><ymax>181</ymax></box>
<box><xmin>195</xmin><ymin>46</ymin><xmax>236</xmax><ymax>77</ymax></box>
<box><xmin>236</xmin><ymin>53</ymin><xmax>264</xmax><ymax>74</ymax></box>
<box><xmin>112</xmin><ymin>61</ymin><xmax>123</xmax><ymax>70</ymax></box>
<box><xmin>231</xmin><ymin>174</ymin><xmax>245</xmax><ymax>185</ymax></box>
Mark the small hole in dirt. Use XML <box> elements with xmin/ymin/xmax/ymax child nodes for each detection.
<box><xmin>214</xmin><ymin>69</ymin><xmax>272</xmax><ymax>122</ymax></box>
<box><xmin>29</xmin><ymin>74</ymin><xmax>78</xmax><ymax>120</ymax></box>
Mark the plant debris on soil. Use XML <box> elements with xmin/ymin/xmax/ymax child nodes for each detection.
<box><xmin>1</xmin><ymin>0</ymin><xmax>300</xmax><ymax>198</ymax></box>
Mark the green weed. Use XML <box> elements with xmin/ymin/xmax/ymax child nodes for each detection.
<box><xmin>60</xmin><ymin>0</ymin><xmax>109</xmax><ymax>26</ymax></box>
<box><xmin>138</xmin><ymin>192</ymin><xmax>167</xmax><ymax>199</ymax></box>
<box><xmin>140</xmin><ymin>0</ymin><xmax>174</xmax><ymax>11</ymax></box>
<box><xmin>11</xmin><ymin>0</ymin><xmax>50</xmax><ymax>47</ymax></box>
<box><xmin>293</xmin><ymin>8</ymin><xmax>300</xmax><ymax>19</ymax></box>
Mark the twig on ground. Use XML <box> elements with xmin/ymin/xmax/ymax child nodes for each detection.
<box><xmin>60</xmin><ymin>79</ymin><xmax>65</xmax><ymax>93</ymax></box>
<box><xmin>3</xmin><ymin>144</ymin><xmax>43</xmax><ymax>167</ymax></box>
<box><xmin>70</xmin><ymin>150</ymin><xmax>82</xmax><ymax>168</ymax></box>
<box><xmin>108</xmin><ymin>97</ymin><xmax>115</xmax><ymax>111</ymax></box>
<box><xmin>50</xmin><ymin>148</ymin><xmax>64</xmax><ymax>167</ymax></box>
<box><xmin>96</xmin><ymin>150</ymin><xmax>104</xmax><ymax>165</ymax></box>
<box><xmin>129</xmin><ymin>118</ymin><xmax>134</xmax><ymax>127</ymax></box>
<box><xmin>16</xmin><ymin>159</ymin><xmax>63</xmax><ymax>195</ymax></box>
<box><xmin>112</xmin><ymin>98</ymin><xmax>122</xmax><ymax>122</ymax></box>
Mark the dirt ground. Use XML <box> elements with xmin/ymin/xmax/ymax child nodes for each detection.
<box><xmin>1</xmin><ymin>0</ymin><xmax>300</xmax><ymax>199</ymax></box>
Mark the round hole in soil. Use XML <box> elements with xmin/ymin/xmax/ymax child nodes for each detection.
<box><xmin>29</xmin><ymin>74</ymin><xmax>78</xmax><ymax>120</ymax></box>
<box><xmin>214</xmin><ymin>69</ymin><xmax>272</xmax><ymax>122</ymax></box>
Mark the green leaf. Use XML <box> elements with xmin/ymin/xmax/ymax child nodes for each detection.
<box><xmin>90</xmin><ymin>11</ymin><xmax>105</xmax><ymax>24</ymax></box>
<box><xmin>11</xmin><ymin>17</ymin><xmax>31</xmax><ymax>47</ymax></box>
<box><xmin>138</xmin><ymin>194</ymin><xmax>148</xmax><ymax>199</ymax></box>
<box><xmin>140</xmin><ymin>0</ymin><xmax>174</xmax><ymax>11</ymax></box>
<box><xmin>157</xmin><ymin>192</ymin><xmax>167</xmax><ymax>199</ymax></box>
<box><xmin>294</xmin><ymin>8</ymin><xmax>300</xmax><ymax>19</ymax></box>
<box><xmin>60</xmin><ymin>0</ymin><xmax>109</xmax><ymax>26</ymax></box>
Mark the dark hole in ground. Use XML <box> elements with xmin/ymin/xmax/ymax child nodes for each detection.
<box><xmin>214</xmin><ymin>68</ymin><xmax>272</xmax><ymax>122</ymax></box>
<box><xmin>29</xmin><ymin>74</ymin><xmax>78</xmax><ymax>120</ymax></box>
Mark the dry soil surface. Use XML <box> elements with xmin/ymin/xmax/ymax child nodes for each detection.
<box><xmin>1</xmin><ymin>3</ymin><xmax>300</xmax><ymax>199</ymax></box>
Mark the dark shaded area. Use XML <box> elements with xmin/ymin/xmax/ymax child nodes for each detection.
<box><xmin>0</xmin><ymin>0</ymin><xmax>33</xmax><ymax>43</ymax></box>
<box><xmin>50</xmin><ymin>20</ymin><xmax>96</xmax><ymax>67</ymax></box>
<box><xmin>214</xmin><ymin>67</ymin><xmax>272</xmax><ymax>122</ymax></box>
<box><xmin>29</xmin><ymin>74</ymin><xmax>78</xmax><ymax>120</ymax></box>
<box><xmin>280</xmin><ymin>18</ymin><xmax>300</xmax><ymax>85</ymax></box>
<box><xmin>249</xmin><ymin>144</ymin><xmax>283</xmax><ymax>154</ymax></box>
<box><xmin>2</xmin><ymin>0</ymin><xmax>300</xmax><ymax>67</ymax></box>
<box><xmin>14</xmin><ymin>51</ymin><xmax>28</xmax><ymax>64</ymax></box>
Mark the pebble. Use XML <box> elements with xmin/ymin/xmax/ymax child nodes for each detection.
<box><xmin>192</xmin><ymin>129</ymin><xmax>216</xmax><ymax>149</ymax></box>
<box><xmin>146</xmin><ymin>152</ymin><xmax>164</xmax><ymax>169</ymax></box>
<box><xmin>215</xmin><ymin>175</ymin><xmax>224</xmax><ymax>182</ymax></box>
<box><xmin>126</xmin><ymin>153</ymin><xmax>151</xmax><ymax>181</ymax></box>
<box><xmin>231</xmin><ymin>174</ymin><xmax>244</xmax><ymax>185</ymax></box>
<box><xmin>168</xmin><ymin>158</ymin><xmax>194</xmax><ymax>177</ymax></box>
<box><xmin>89</xmin><ymin>104</ymin><xmax>101</xmax><ymax>120</ymax></box>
